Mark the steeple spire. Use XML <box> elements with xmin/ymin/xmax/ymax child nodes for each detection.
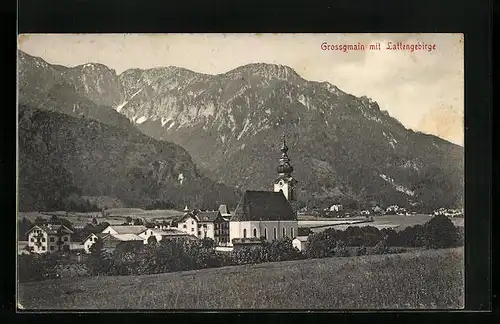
<box><xmin>277</xmin><ymin>133</ymin><xmax>293</xmax><ymax>176</ymax></box>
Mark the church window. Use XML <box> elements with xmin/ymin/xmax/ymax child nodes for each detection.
<box><xmin>264</xmin><ymin>228</ymin><xmax>267</xmax><ymax>239</ymax></box>
<box><xmin>253</xmin><ymin>228</ymin><xmax>257</xmax><ymax>237</ymax></box>
<box><xmin>282</xmin><ymin>227</ymin><xmax>286</xmax><ymax>237</ymax></box>
<box><xmin>279</xmin><ymin>181</ymin><xmax>283</xmax><ymax>186</ymax></box>
<box><xmin>243</xmin><ymin>229</ymin><xmax>247</xmax><ymax>238</ymax></box>
<box><xmin>291</xmin><ymin>227</ymin><xmax>294</xmax><ymax>237</ymax></box>
<box><xmin>273</xmin><ymin>227</ymin><xmax>277</xmax><ymax>240</ymax></box>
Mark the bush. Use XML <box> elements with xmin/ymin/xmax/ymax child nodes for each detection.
<box><xmin>423</xmin><ymin>215</ymin><xmax>459</xmax><ymax>249</ymax></box>
<box><xmin>399</xmin><ymin>224</ymin><xmax>426</xmax><ymax>247</ymax></box>
<box><xmin>371</xmin><ymin>239</ymin><xmax>389</xmax><ymax>255</ymax></box>
<box><xmin>355</xmin><ymin>246</ymin><xmax>368</xmax><ymax>256</ymax></box>
<box><xmin>18</xmin><ymin>253</ymin><xmax>61</xmax><ymax>282</ymax></box>
<box><xmin>335</xmin><ymin>240</ymin><xmax>350</xmax><ymax>257</ymax></box>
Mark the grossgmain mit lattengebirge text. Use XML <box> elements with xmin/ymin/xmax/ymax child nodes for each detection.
<box><xmin>321</xmin><ymin>41</ymin><xmax>437</xmax><ymax>53</ymax></box>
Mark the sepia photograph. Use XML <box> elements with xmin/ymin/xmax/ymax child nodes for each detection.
<box><xmin>16</xmin><ymin>33</ymin><xmax>464</xmax><ymax>310</ymax></box>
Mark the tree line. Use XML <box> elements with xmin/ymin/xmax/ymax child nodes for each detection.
<box><xmin>18</xmin><ymin>215</ymin><xmax>463</xmax><ymax>282</ymax></box>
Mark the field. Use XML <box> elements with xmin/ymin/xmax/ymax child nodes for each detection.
<box><xmin>17</xmin><ymin>247</ymin><xmax>464</xmax><ymax>310</ymax></box>
<box><xmin>299</xmin><ymin>214</ymin><xmax>464</xmax><ymax>232</ymax></box>
<box><xmin>18</xmin><ymin>209</ymin><xmax>186</xmax><ymax>228</ymax></box>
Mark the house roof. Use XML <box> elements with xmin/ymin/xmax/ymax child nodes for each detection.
<box><xmin>82</xmin><ymin>232</ymin><xmax>110</xmax><ymax>244</ymax></box>
<box><xmin>231</xmin><ymin>190</ymin><xmax>297</xmax><ymax>222</ymax></box>
<box><xmin>293</xmin><ymin>236</ymin><xmax>309</xmax><ymax>242</ymax></box>
<box><xmin>178</xmin><ymin>211</ymin><xmax>220</xmax><ymax>223</ymax></box>
<box><xmin>105</xmin><ymin>225</ymin><xmax>147</xmax><ymax>235</ymax></box>
<box><xmin>28</xmin><ymin>224</ymin><xmax>74</xmax><ymax>235</ymax></box>
<box><xmin>152</xmin><ymin>229</ymin><xmax>188</xmax><ymax>236</ymax></box>
<box><xmin>107</xmin><ymin>233</ymin><xmax>144</xmax><ymax>241</ymax></box>
<box><xmin>218</xmin><ymin>204</ymin><xmax>231</xmax><ymax>215</ymax></box>
<box><xmin>197</xmin><ymin>211</ymin><xmax>220</xmax><ymax>222</ymax></box>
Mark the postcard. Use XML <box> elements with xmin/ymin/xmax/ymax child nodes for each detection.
<box><xmin>17</xmin><ymin>33</ymin><xmax>464</xmax><ymax>310</ymax></box>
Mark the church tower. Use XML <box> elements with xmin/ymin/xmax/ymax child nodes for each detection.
<box><xmin>274</xmin><ymin>134</ymin><xmax>298</xmax><ymax>201</ymax></box>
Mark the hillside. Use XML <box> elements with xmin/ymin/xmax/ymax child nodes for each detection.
<box><xmin>18</xmin><ymin>105</ymin><xmax>241</xmax><ymax>211</ymax></box>
<box><xmin>18</xmin><ymin>248</ymin><xmax>464</xmax><ymax>309</ymax></box>
<box><xmin>18</xmin><ymin>50</ymin><xmax>464</xmax><ymax>210</ymax></box>
<box><xmin>116</xmin><ymin>63</ymin><xmax>464</xmax><ymax>210</ymax></box>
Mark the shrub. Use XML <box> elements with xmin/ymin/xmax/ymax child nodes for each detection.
<box><xmin>371</xmin><ymin>239</ymin><xmax>389</xmax><ymax>255</ymax></box>
<box><xmin>18</xmin><ymin>253</ymin><xmax>61</xmax><ymax>282</ymax></box>
<box><xmin>306</xmin><ymin>232</ymin><xmax>336</xmax><ymax>259</ymax></box>
<box><xmin>399</xmin><ymin>224</ymin><xmax>426</xmax><ymax>247</ymax></box>
<box><xmin>355</xmin><ymin>246</ymin><xmax>368</xmax><ymax>256</ymax></box>
<box><xmin>335</xmin><ymin>240</ymin><xmax>350</xmax><ymax>257</ymax></box>
<box><xmin>423</xmin><ymin>215</ymin><xmax>459</xmax><ymax>249</ymax></box>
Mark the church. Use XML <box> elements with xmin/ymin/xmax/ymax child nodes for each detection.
<box><xmin>229</xmin><ymin>134</ymin><xmax>299</xmax><ymax>245</ymax></box>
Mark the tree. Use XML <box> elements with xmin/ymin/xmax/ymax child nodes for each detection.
<box><xmin>147</xmin><ymin>235</ymin><xmax>159</xmax><ymax>246</ymax></box>
<box><xmin>92</xmin><ymin>217</ymin><xmax>98</xmax><ymax>226</ymax></box>
<box><xmin>298</xmin><ymin>227</ymin><xmax>313</xmax><ymax>236</ymax></box>
<box><xmin>424</xmin><ymin>215</ymin><xmax>459</xmax><ymax>249</ymax></box>
<box><xmin>126</xmin><ymin>216</ymin><xmax>133</xmax><ymax>224</ymax></box>
<box><xmin>18</xmin><ymin>217</ymin><xmax>33</xmax><ymax>240</ymax></box>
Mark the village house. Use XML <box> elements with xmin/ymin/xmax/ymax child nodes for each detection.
<box><xmin>138</xmin><ymin>228</ymin><xmax>194</xmax><ymax>244</ymax></box>
<box><xmin>229</xmin><ymin>134</ymin><xmax>299</xmax><ymax>246</ymax></box>
<box><xmin>292</xmin><ymin>236</ymin><xmax>309</xmax><ymax>252</ymax></box>
<box><xmin>76</xmin><ymin>225</ymin><xmax>147</xmax><ymax>253</ymax></box>
<box><xmin>100</xmin><ymin>234</ymin><xmax>143</xmax><ymax>253</ymax></box>
<box><xmin>329</xmin><ymin>204</ymin><xmax>343</xmax><ymax>212</ymax></box>
<box><xmin>27</xmin><ymin>224</ymin><xmax>74</xmax><ymax>254</ymax></box>
<box><xmin>177</xmin><ymin>210</ymin><xmax>221</xmax><ymax>240</ymax></box>
<box><xmin>214</xmin><ymin>212</ymin><xmax>230</xmax><ymax>245</ymax></box>
<box><xmin>82</xmin><ymin>232</ymin><xmax>110</xmax><ymax>254</ymax></box>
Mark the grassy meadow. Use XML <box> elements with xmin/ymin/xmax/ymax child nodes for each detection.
<box><xmin>18</xmin><ymin>247</ymin><xmax>464</xmax><ymax>310</ymax></box>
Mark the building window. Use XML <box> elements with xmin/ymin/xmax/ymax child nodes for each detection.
<box><xmin>191</xmin><ymin>221</ymin><xmax>194</xmax><ymax>225</ymax></box>
<box><xmin>198</xmin><ymin>231</ymin><xmax>201</xmax><ymax>236</ymax></box>
<box><xmin>203</xmin><ymin>224</ymin><xmax>207</xmax><ymax>228</ymax></box>
<box><xmin>243</xmin><ymin>229</ymin><xmax>247</xmax><ymax>238</ymax></box>
<box><xmin>253</xmin><ymin>228</ymin><xmax>257</xmax><ymax>237</ymax></box>
<box><xmin>291</xmin><ymin>227</ymin><xmax>294</xmax><ymax>238</ymax></box>
<box><xmin>198</xmin><ymin>224</ymin><xmax>201</xmax><ymax>228</ymax></box>
<box><xmin>282</xmin><ymin>227</ymin><xmax>286</xmax><ymax>237</ymax></box>
<box><xmin>264</xmin><ymin>228</ymin><xmax>267</xmax><ymax>239</ymax></box>
<box><xmin>273</xmin><ymin>227</ymin><xmax>277</xmax><ymax>240</ymax></box>
<box><xmin>191</xmin><ymin>228</ymin><xmax>194</xmax><ymax>232</ymax></box>
<box><xmin>30</xmin><ymin>238</ymin><xmax>34</xmax><ymax>242</ymax></box>
<box><xmin>41</xmin><ymin>237</ymin><xmax>46</xmax><ymax>242</ymax></box>
<box><xmin>183</xmin><ymin>224</ymin><xmax>187</xmax><ymax>229</ymax></box>
<box><xmin>41</xmin><ymin>246</ymin><xmax>46</xmax><ymax>251</ymax></box>
<box><xmin>50</xmin><ymin>237</ymin><xmax>55</xmax><ymax>242</ymax></box>
<box><xmin>50</xmin><ymin>246</ymin><xmax>54</xmax><ymax>251</ymax></box>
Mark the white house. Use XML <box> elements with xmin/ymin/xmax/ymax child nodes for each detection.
<box><xmin>138</xmin><ymin>228</ymin><xmax>192</xmax><ymax>244</ymax></box>
<box><xmin>329</xmin><ymin>204</ymin><xmax>343</xmax><ymax>212</ymax></box>
<box><xmin>27</xmin><ymin>224</ymin><xmax>73</xmax><ymax>254</ymax></box>
<box><xmin>82</xmin><ymin>232</ymin><xmax>109</xmax><ymax>254</ymax></box>
<box><xmin>177</xmin><ymin>211</ymin><xmax>220</xmax><ymax>239</ymax></box>
<box><xmin>292</xmin><ymin>236</ymin><xmax>309</xmax><ymax>252</ymax></box>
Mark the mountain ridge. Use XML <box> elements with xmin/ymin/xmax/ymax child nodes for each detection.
<box><xmin>18</xmin><ymin>50</ymin><xmax>464</xmax><ymax>211</ymax></box>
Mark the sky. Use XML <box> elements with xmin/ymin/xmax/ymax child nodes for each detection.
<box><xmin>18</xmin><ymin>33</ymin><xmax>464</xmax><ymax>145</ymax></box>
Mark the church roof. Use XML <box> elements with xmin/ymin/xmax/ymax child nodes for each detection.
<box><xmin>231</xmin><ymin>190</ymin><xmax>297</xmax><ymax>222</ymax></box>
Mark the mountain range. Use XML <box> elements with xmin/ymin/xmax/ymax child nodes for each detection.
<box><xmin>17</xmin><ymin>50</ymin><xmax>464</xmax><ymax>212</ymax></box>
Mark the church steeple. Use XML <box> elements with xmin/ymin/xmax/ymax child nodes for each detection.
<box><xmin>274</xmin><ymin>133</ymin><xmax>298</xmax><ymax>201</ymax></box>
<box><xmin>277</xmin><ymin>133</ymin><xmax>294</xmax><ymax>176</ymax></box>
